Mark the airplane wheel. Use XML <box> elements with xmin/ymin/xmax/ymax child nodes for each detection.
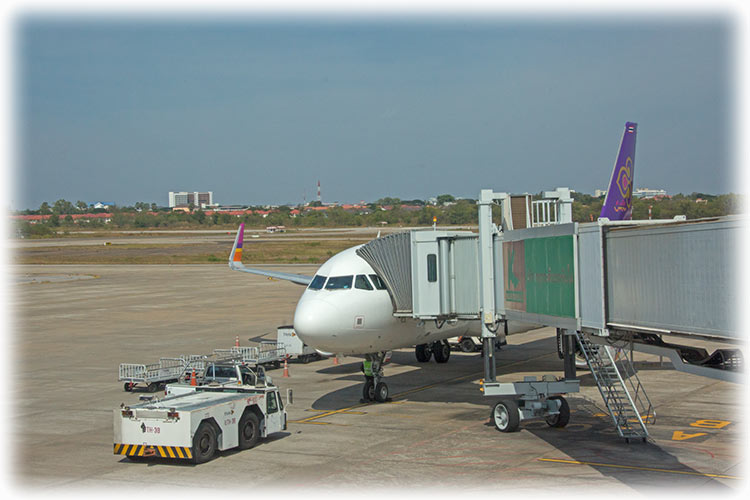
<box><xmin>433</xmin><ymin>341</ymin><xmax>451</xmax><ymax>363</ymax></box>
<box><xmin>362</xmin><ymin>379</ymin><xmax>375</xmax><ymax>401</ymax></box>
<box><xmin>459</xmin><ymin>338</ymin><xmax>476</xmax><ymax>353</ymax></box>
<box><xmin>545</xmin><ymin>396</ymin><xmax>570</xmax><ymax>428</ymax></box>
<box><xmin>492</xmin><ymin>399</ymin><xmax>520</xmax><ymax>433</ymax></box>
<box><xmin>374</xmin><ymin>382</ymin><xmax>389</xmax><ymax>403</ymax></box>
<box><xmin>415</xmin><ymin>344</ymin><xmax>432</xmax><ymax>362</ymax></box>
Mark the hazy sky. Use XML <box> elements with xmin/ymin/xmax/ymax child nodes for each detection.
<box><xmin>14</xmin><ymin>14</ymin><xmax>734</xmax><ymax>209</ymax></box>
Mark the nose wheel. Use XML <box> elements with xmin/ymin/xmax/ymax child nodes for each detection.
<box><xmin>361</xmin><ymin>352</ymin><xmax>390</xmax><ymax>403</ymax></box>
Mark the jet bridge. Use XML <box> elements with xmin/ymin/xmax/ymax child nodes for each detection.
<box><xmin>357</xmin><ymin>195</ymin><xmax>740</xmax><ymax>343</ymax></box>
<box><xmin>356</xmin><ymin>188</ymin><xmax>742</xmax><ymax>439</ymax></box>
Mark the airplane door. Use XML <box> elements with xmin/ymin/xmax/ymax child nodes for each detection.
<box><xmin>265</xmin><ymin>391</ymin><xmax>284</xmax><ymax>435</ymax></box>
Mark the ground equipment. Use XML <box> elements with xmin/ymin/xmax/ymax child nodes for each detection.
<box><xmin>114</xmin><ymin>373</ymin><xmax>287</xmax><ymax>464</ymax></box>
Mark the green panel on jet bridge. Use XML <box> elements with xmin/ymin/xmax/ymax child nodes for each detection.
<box><xmin>524</xmin><ymin>235</ymin><xmax>575</xmax><ymax>318</ymax></box>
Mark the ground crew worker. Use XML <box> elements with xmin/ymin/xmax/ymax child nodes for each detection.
<box><xmin>360</xmin><ymin>359</ymin><xmax>375</xmax><ymax>402</ymax></box>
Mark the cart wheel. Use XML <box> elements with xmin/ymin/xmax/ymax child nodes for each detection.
<box><xmin>238</xmin><ymin>412</ymin><xmax>260</xmax><ymax>450</ymax></box>
<box><xmin>192</xmin><ymin>422</ymin><xmax>218</xmax><ymax>464</ymax></box>
<box><xmin>492</xmin><ymin>399</ymin><xmax>520</xmax><ymax>433</ymax></box>
<box><xmin>123</xmin><ymin>382</ymin><xmax>133</xmax><ymax>392</ymax></box>
<box><xmin>300</xmin><ymin>355</ymin><xmax>310</xmax><ymax>364</ymax></box>
<box><xmin>146</xmin><ymin>382</ymin><xmax>158</xmax><ymax>393</ymax></box>
<box><xmin>545</xmin><ymin>396</ymin><xmax>570</xmax><ymax>428</ymax></box>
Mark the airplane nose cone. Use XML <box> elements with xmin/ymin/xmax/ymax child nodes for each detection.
<box><xmin>293</xmin><ymin>298</ymin><xmax>339</xmax><ymax>351</ymax></box>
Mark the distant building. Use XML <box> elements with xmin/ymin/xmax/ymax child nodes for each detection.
<box><xmin>633</xmin><ymin>188</ymin><xmax>667</xmax><ymax>199</ymax></box>
<box><xmin>169</xmin><ymin>191</ymin><xmax>214</xmax><ymax>209</ymax></box>
<box><xmin>91</xmin><ymin>201</ymin><xmax>114</xmax><ymax>210</ymax></box>
<box><xmin>594</xmin><ymin>189</ymin><xmax>607</xmax><ymax>198</ymax></box>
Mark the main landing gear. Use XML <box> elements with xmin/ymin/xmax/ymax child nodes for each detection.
<box><xmin>415</xmin><ymin>340</ymin><xmax>451</xmax><ymax>363</ymax></box>
<box><xmin>361</xmin><ymin>352</ymin><xmax>390</xmax><ymax>403</ymax></box>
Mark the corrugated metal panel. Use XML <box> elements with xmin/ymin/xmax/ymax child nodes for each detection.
<box><xmin>605</xmin><ymin>218</ymin><xmax>740</xmax><ymax>339</ymax></box>
<box><xmin>452</xmin><ymin>237</ymin><xmax>480</xmax><ymax>315</ymax></box>
<box><xmin>356</xmin><ymin>232</ymin><xmax>412</xmax><ymax>314</ymax></box>
<box><xmin>510</xmin><ymin>195</ymin><xmax>530</xmax><ymax>229</ymax></box>
<box><xmin>578</xmin><ymin>224</ymin><xmax>605</xmax><ymax>329</ymax></box>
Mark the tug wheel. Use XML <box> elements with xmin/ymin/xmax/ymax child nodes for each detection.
<box><xmin>192</xmin><ymin>422</ymin><xmax>218</xmax><ymax>464</ymax></box>
<box><xmin>238</xmin><ymin>412</ymin><xmax>260</xmax><ymax>450</ymax></box>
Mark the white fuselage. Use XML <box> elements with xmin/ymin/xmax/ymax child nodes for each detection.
<box><xmin>293</xmin><ymin>245</ymin><xmax>534</xmax><ymax>355</ymax></box>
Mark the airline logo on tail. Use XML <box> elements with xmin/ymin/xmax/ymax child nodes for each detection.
<box><xmin>231</xmin><ymin>222</ymin><xmax>245</xmax><ymax>262</ymax></box>
<box><xmin>600</xmin><ymin>122</ymin><xmax>637</xmax><ymax>221</ymax></box>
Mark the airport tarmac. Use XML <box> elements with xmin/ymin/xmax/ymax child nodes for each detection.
<box><xmin>7</xmin><ymin>264</ymin><xmax>745</xmax><ymax>494</ymax></box>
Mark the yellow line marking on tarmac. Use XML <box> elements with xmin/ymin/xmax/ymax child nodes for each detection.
<box><xmin>538</xmin><ymin>458</ymin><xmax>739</xmax><ymax>480</ymax></box>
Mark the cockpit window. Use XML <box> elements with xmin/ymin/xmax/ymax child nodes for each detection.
<box><xmin>309</xmin><ymin>275</ymin><xmax>327</xmax><ymax>290</ymax></box>
<box><xmin>369</xmin><ymin>274</ymin><xmax>387</xmax><ymax>290</ymax></box>
<box><xmin>325</xmin><ymin>276</ymin><xmax>353</xmax><ymax>290</ymax></box>
<box><xmin>355</xmin><ymin>275</ymin><xmax>373</xmax><ymax>290</ymax></box>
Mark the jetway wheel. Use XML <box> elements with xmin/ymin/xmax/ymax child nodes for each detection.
<box><xmin>544</xmin><ymin>396</ymin><xmax>570</xmax><ymax>428</ymax></box>
<box><xmin>492</xmin><ymin>400</ymin><xmax>520</xmax><ymax>433</ymax></box>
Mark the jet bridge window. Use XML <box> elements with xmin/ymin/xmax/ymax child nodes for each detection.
<box><xmin>325</xmin><ymin>276</ymin><xmax>353</xmax><ymax>290</ymax></box>
<box><xmin>355</xmin><ymin>275</ymin><xmax>373</xmax><ymax>290</ymax></box>
<box><xmin>369</xmin><ymin>274</ymin><xmax>387</xmax><ymax>290</ymax></box>
<box><xmin>427</xmin><ymin>254</ymin><xmax>438</xmax><ymax>282</ymax></box>
<box><xmin>308</xmin><ymin>275</ymin><xmax>327</xmax><ymax>290</ymax></box>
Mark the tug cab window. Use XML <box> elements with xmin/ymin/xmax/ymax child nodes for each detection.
<box><xmin>325</xmin><ymin>276</ymin><xmax>353</xmax><ymax>290</ymax></box>
<box><xmin>267</xmin><ymin>392</ymin><xmax>279</xmax><ymax>414</ymax></box>
<box><xmin>309</xmin><ymin>275</ymin><xmax>327</xmax><ymax>290</ymax></box>
<box><xmin>369</xmin><ymin>274</ymin><xmax>387</xmax><ymax>290</ymax></box>
<box><xmin>355</xmin><ymin>275</ymin><xmax>373</xmax><ymax>290</ymax></box>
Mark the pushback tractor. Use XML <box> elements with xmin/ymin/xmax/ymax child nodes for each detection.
<box><xmin>114</xmin><ymin>372</ymin><xmax>288</xmax><ymax>464</ymax></box>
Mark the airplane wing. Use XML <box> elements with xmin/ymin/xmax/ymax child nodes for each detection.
<box><xmin>228</xmin><ymin>223</ymin><xmax>313</xmax><ymax>286</ymax></box>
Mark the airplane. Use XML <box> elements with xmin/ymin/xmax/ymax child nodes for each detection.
<box><xmin>229</xmin><ymin>122</ymin><xmax>637</xmax><ymax>404</ymax></box>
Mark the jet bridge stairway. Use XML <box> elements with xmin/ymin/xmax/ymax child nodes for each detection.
<box><xmin>575</xmin><ymin>331</ymin><xmax>655</xmax><ymax>442</ymax></box>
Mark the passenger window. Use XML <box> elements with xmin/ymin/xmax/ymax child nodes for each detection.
<box><xmin>325</xmin><ymin>276</ymin><xmax>353</xmax><ymax>290</ymax></box>
<box><xmin>267</xmin><ymin>392</ymin><xmax>278</xmax><ymax>414</ymax></box>
<box><xmin>369</xmin><ymin>274</ymin><xmax>387</xmax><ymax>290</ymax></box>
<box><xmin>309</xmin><ymin>275</ymin><xmax>327</xmax><ymax>290</ymax></box>
<box><xmin>355</xmin><ymin>275</ymin><xmax>373</xmax><ymax>290</ymax></box>
<box><xmin>427</xmin><ymin>254</ymin><xmax>438</xmax><ymax>282</ymax></box>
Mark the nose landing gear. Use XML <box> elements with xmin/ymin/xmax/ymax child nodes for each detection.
<box><xmin>361</xmin><ymin>352</ymin><xmax>390</xmax><ymax>403</ymax></box>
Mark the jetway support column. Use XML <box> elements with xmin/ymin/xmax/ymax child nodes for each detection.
<box><xmin>478</xmin><ymin>189</ymin><xmax>508</xmax><ymax>383</ymax></box>
<box><xmin>560</xmin><ymin>328</ymin><xmax>577</xmax><ymax>380</ymax></box>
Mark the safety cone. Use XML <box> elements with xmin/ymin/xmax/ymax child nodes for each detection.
<box><xmin>190</xmin><ymin>369</ymin><xmax>197</xmax><ymax>386</ymax></box>
<box><xmin>235</xmin><ymin>335</ymin><xmax>240</xmax><ymax>347</ymax></box>
<box><xmin>282</xmin><ymin>358</ymin><xmax>289</xmax><ymax>378</ymax></box>
<box><xmin>333</xmin><ymin>356</ymin><xmax>340</xmax><ymax>365</ymax></box>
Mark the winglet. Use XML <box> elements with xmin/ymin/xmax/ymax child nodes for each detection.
<box><xmin>600</xmin><ymin>122</ymin><xmax>637</xmax><ymax>221</ymax></box>
<box><xmin>229</xmin><ymin>223</ymin><xmax>245</xmax><ymax>268</ymax></box>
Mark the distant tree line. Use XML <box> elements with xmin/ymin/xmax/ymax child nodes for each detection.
<box><xmin>12</xmin><ymin>192</ymin><xmax>745</xmax><ymax>237</ymax></box>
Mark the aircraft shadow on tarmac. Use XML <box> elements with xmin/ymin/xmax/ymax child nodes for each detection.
<box><xmin>305</xmin><ymin>335</ymin><xmax>731</xmax><ymax>491</ymax></box>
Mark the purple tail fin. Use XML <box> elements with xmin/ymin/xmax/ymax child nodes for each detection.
<box><xmin>600</xmin><ymin>122</ymin><xmax>637</xmax><ymax>220</ymax></box>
